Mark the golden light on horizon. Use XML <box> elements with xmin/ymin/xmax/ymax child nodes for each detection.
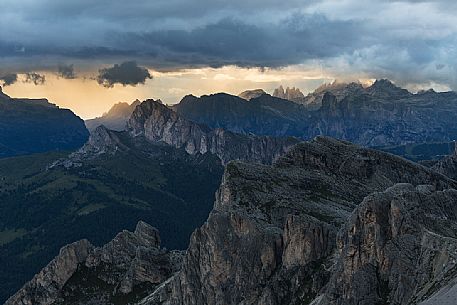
<box><xmin>2</xmin><ymin>65</ymin><xmax>370</xmax><ymax>119</ymax></box>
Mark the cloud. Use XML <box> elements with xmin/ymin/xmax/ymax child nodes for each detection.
<box><xmin>97</xmin><ymin>61</ymin><xmax>152</xmax><ymax>88</ymax></box>
<box><xmin>57</xmin><ymin>64</ymin><xmax>76</xmax><ymax>79</ymax></box>
<box><xmin>24</xmin><ymin>72</ymin><xmax>46</xmax><ymax>85</ymax></box>
<box><xmin>1</xmin><ymin>0</ymin><xmax>457</xmax><ymax>90</ymax></box>
<box><xmin>0</xmin><ymin>73</ymin><xmax>18</xmax><ymax>86</ymax></box>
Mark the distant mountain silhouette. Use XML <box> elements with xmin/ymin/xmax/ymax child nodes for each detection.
<box><xmin>85</xmin><ymin>99</ymin><xmax>141</xmax><ymax>132</ymax></box>
<box><xmin>0</xmin><ymin>86</ymin><xmax>88</xmax><ymax>158</ymax></box>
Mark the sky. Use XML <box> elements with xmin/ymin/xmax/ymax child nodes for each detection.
<box><xmin>1</xmin><ymin>0</ymin><xmax>457</xmax><ymax>118</ymax></box>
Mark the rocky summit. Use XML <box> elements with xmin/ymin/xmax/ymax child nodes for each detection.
<box><xmin>5</xmin><ymin>221</ymin><xmax>183</xmax><ymax>305</ymax></box>
<box><xmin>8</xmin><ymin>136</ymin><xmax>457</xmax><ymax>305</ymax></box>
<box><xmin>126</xmin><ymin>99</ymin><xmax>299</xmax><ymax>164</ymax></box>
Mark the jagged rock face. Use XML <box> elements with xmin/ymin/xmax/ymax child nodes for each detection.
<box><xmin>0</xmin><ymin>89</ymin><xmax>89</xmax><ymax>158</ymax></box>
<box><xmin>366</xmin><ymin>79</ymin><xmax>412</xmax><ymax>99</ymax></box>
<box><xmin>85</xmin><ymin>100</ymin><xmax>141</xmax><ymax>132</ymax></box>
<box><xmin>127</xmin><ymin>99</ymin><xmax>299</xmax><ymax>164</ymax></box>
<box><xmin>172</xmin><ymin>93</ymin><xmax>306</xmax><ymax>137</ymax></box>
<box><xmin>301</xmin><ymin>81</ymin><xmax>365</xmax><ymax>109</ymax></box>
<box><xmin>138</xmin><ymin>137</ymin><xmax>457</xmax><ymax>305</ymax></box>
<box><xmin>238</xmin><ymin>89</ymin><xmax>267</xmax><ymax>100</ymax></box>
<box><xmin>272</xmin><ymin>85</ymin><xmax>305</xmax><ymax>102</ymax></box>
<box><xmin>173</xmin><ymin>81</ymin><xmax>457</xmax><ymax>147</ymax></box>
<box><xmin>432</xmin><ymin>142</ymin><xmax>457</xmax><ymax>180</ymax></box>
<box><xmin>6</xmin><ymin>222</ymin><xmax>182</xmax><ymax>305</ymax></box>
<box><xmin>319</xmin><ymin>184</ymin><xmax>457</xmax><ymax>305</ymax></box>
<box><xmin>0</xmin><ymin>121</ymin><xmax>224</xmax><ymax>303</ymax></box>
<box><xmin>5</xmin><ymin>240</ymin><xmax>94</xmax><ymax>305</ymax></box>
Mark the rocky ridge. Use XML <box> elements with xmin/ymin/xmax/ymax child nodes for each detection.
<box><xmin>85</xmin><ymin>100</ymin><xmax>141</xmax><ymax>132</ymax></box>
<box><xmin>126</xmin><ymin>99</ymin><xmax>299</xmax><ymax>164</ymax></box>
<box><xmin>9</xmin><ymin>137</ymin><xmax>457</xmax><ymax>305</ymax></box>
<box><xmin>432</xmin><ymin>142</ymin><xmax>457</xmax><ymax>180</ymax></box>
<box><xmin>137</xmin><ymin>137</ymin><xmax>457</xmax><ymax>305</ymax></box>
<box><xmin>175</xmin><ymin>80</ymin><xmax>457</xmax><ymax>147</ymax></box>
<box><xmin>6</xmin><ymin>222</ymin><xmax>182</xmax><ymax>305</ymax></box>
<box><xmin>317</xmin><ymin>184</ymin><xmax>457</xmax><ymax>305</ymax></box>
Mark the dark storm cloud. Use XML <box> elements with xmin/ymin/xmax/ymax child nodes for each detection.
<box><xmin>0</xmin><ymin>74</ymin><xmax>18</xmax><ymax>86</ymax></box>
<box><xmin>97</xmin><ymin>61</ymin><xmax>152</xmax><ymax>88</ymax></box>
<box><xmin>1</xmin><ymin>0</ymin><xmax>457</xmax><ymax>90</ymax></box>
<box><xmin>24</xmin><ymin>72</ymin><xmax>46</xmax><ymax>85</ymax></box>
<box><xmin>111</xmin><ymin>15</ymin><xmax>362</xmax><ymax>69</ymax></box>
<box><xmin>57</xmin><ymin>64</ymin><xmax>76</xmax><ymax>79</ymax></box>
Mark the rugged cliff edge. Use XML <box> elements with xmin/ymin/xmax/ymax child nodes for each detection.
<box><xmin>9</xmin><ymin>137</ymin><xmax>457</xmax><ymax>305</ymax></box>
<box><xmin>318</xmin><ymin>184</ymin><xmax>457</xmax><ymax>305</ymax></box>
<box><xmin>5</xmin><ymin>222</ymin><xmax>182</xmax><ymax>305</ymax></box>
<box><xmin>138</xmin><ymin>137</ymin><xmax>456</xmax><ymax>305</ymax></box>
<box><xmin>432</xmin><ymin>142</ymin><xmax>457</xmax><ymax>180</ymax></box>
<box><xmin>126</xmin><ymin>99</ymin><xmax>299</xmax><ymax>164</ymax></box>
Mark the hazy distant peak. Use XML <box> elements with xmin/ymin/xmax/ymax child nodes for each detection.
<box><xmin>314</xmin><ymin>80</ymin><xmax>363</xmax><ymax>94</ymax></box>
<box><xmin>272</xmin><ymin>85</ymin><xmax>305</xmax><ymax>102</ymax></box>
<box><xmin>367</xmin><ymin>79</ymin><xmax>411</xmax><ymax>98</ymax></box>
<box><xmin>238</xmin><ymin>89</ymin><xmax>267</xmax><ymax>100</ymax></box>
<box><xmin>85</xmin><ymin>99</ymin><xmax>143</xmax><ymax>132</ymax></box>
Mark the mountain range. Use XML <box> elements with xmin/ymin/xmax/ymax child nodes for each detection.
<box><xmin>174</xmin><ymin>80</ymin><xmax>457</xmax><ymax>147</ymax></box>
<box><xmin>85</xmin><ymin>80</ymin><xmax>457</xmax><ymax>149</ymax></box>
<box><xmin>0</xmin><ymin>98</ymin><xmax>296</xmax><ymax>303</ymax></box>
<box><xmin>3</xmin><ymin>79</ymin><xmax>457</xmax><ymax>305</ymax></box>
<box><xmin>7</xmin><ymin>136</ymin><xmax>457</xmax><ymax>305</ymax></box>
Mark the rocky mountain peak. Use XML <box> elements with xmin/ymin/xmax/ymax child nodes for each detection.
<box><xmin>314</xmin><ymin>80</ymin><xmax>363</xmax><ymax>94</ymax></box>
<box><xmin>134</xmin><ymin>221</ymin><xmax>161</xmax><ymax>248</ymax></box>
<box><xmin>238</xmin><ymin>89</ymin><xmax>267</xmax><ymax>100</ymax></box>
<box><xmin>272</xmin><ymin>85</ymin><xmax>305</xmax><ymax>102</ymax></box>
<box><xmin>6</xmin><ymin>222</ymin><xmax>181</xmax><ymax>305</ymax></box>
<box><xmin>320</xmin><ymin>92</ymin><xmax>339</xmax><ymax>114</ymax></box>
<box><xmin>367</xmin><ymin>78</ymin><xmax>411</xmax><ymax>98</ymax></box>
<box><xmin>127</xmin><ymin>99</ymin><xmax>299</xmax><ymax>164</ymax></box>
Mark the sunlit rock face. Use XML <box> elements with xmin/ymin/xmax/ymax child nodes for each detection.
<box><xmin>127</xmin><ymin>99</ymin><xmax>299</xmax><ymax>164</ymax></box>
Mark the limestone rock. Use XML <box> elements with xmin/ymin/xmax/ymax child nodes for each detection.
<box><xmin>139</xmin><ymin>137</ymin><xmax>457</xmax><ymax>305</ymax></box>
<box><xmin>318</xmin><ymin>184</ymin><xmax>457</xmax><ymax>305</ymax></box>
<box><xmin>127</xmin><ymin>99</ymin><xmax>299</xmax><ymax>164</ymax></box>
<box><xmin>432</xmin><ymin>142</ymin><xmax>457</xmax><ymax>180</ymax></box>
<box><xmin>4</xmin><ymin>240</ymin><xmax>93</xmax><ymax>305</ymax></box>
<box><xmin>6</xmin><ymin>222</ymin><xmax>181</xmax><ymax>305</ymax></box>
